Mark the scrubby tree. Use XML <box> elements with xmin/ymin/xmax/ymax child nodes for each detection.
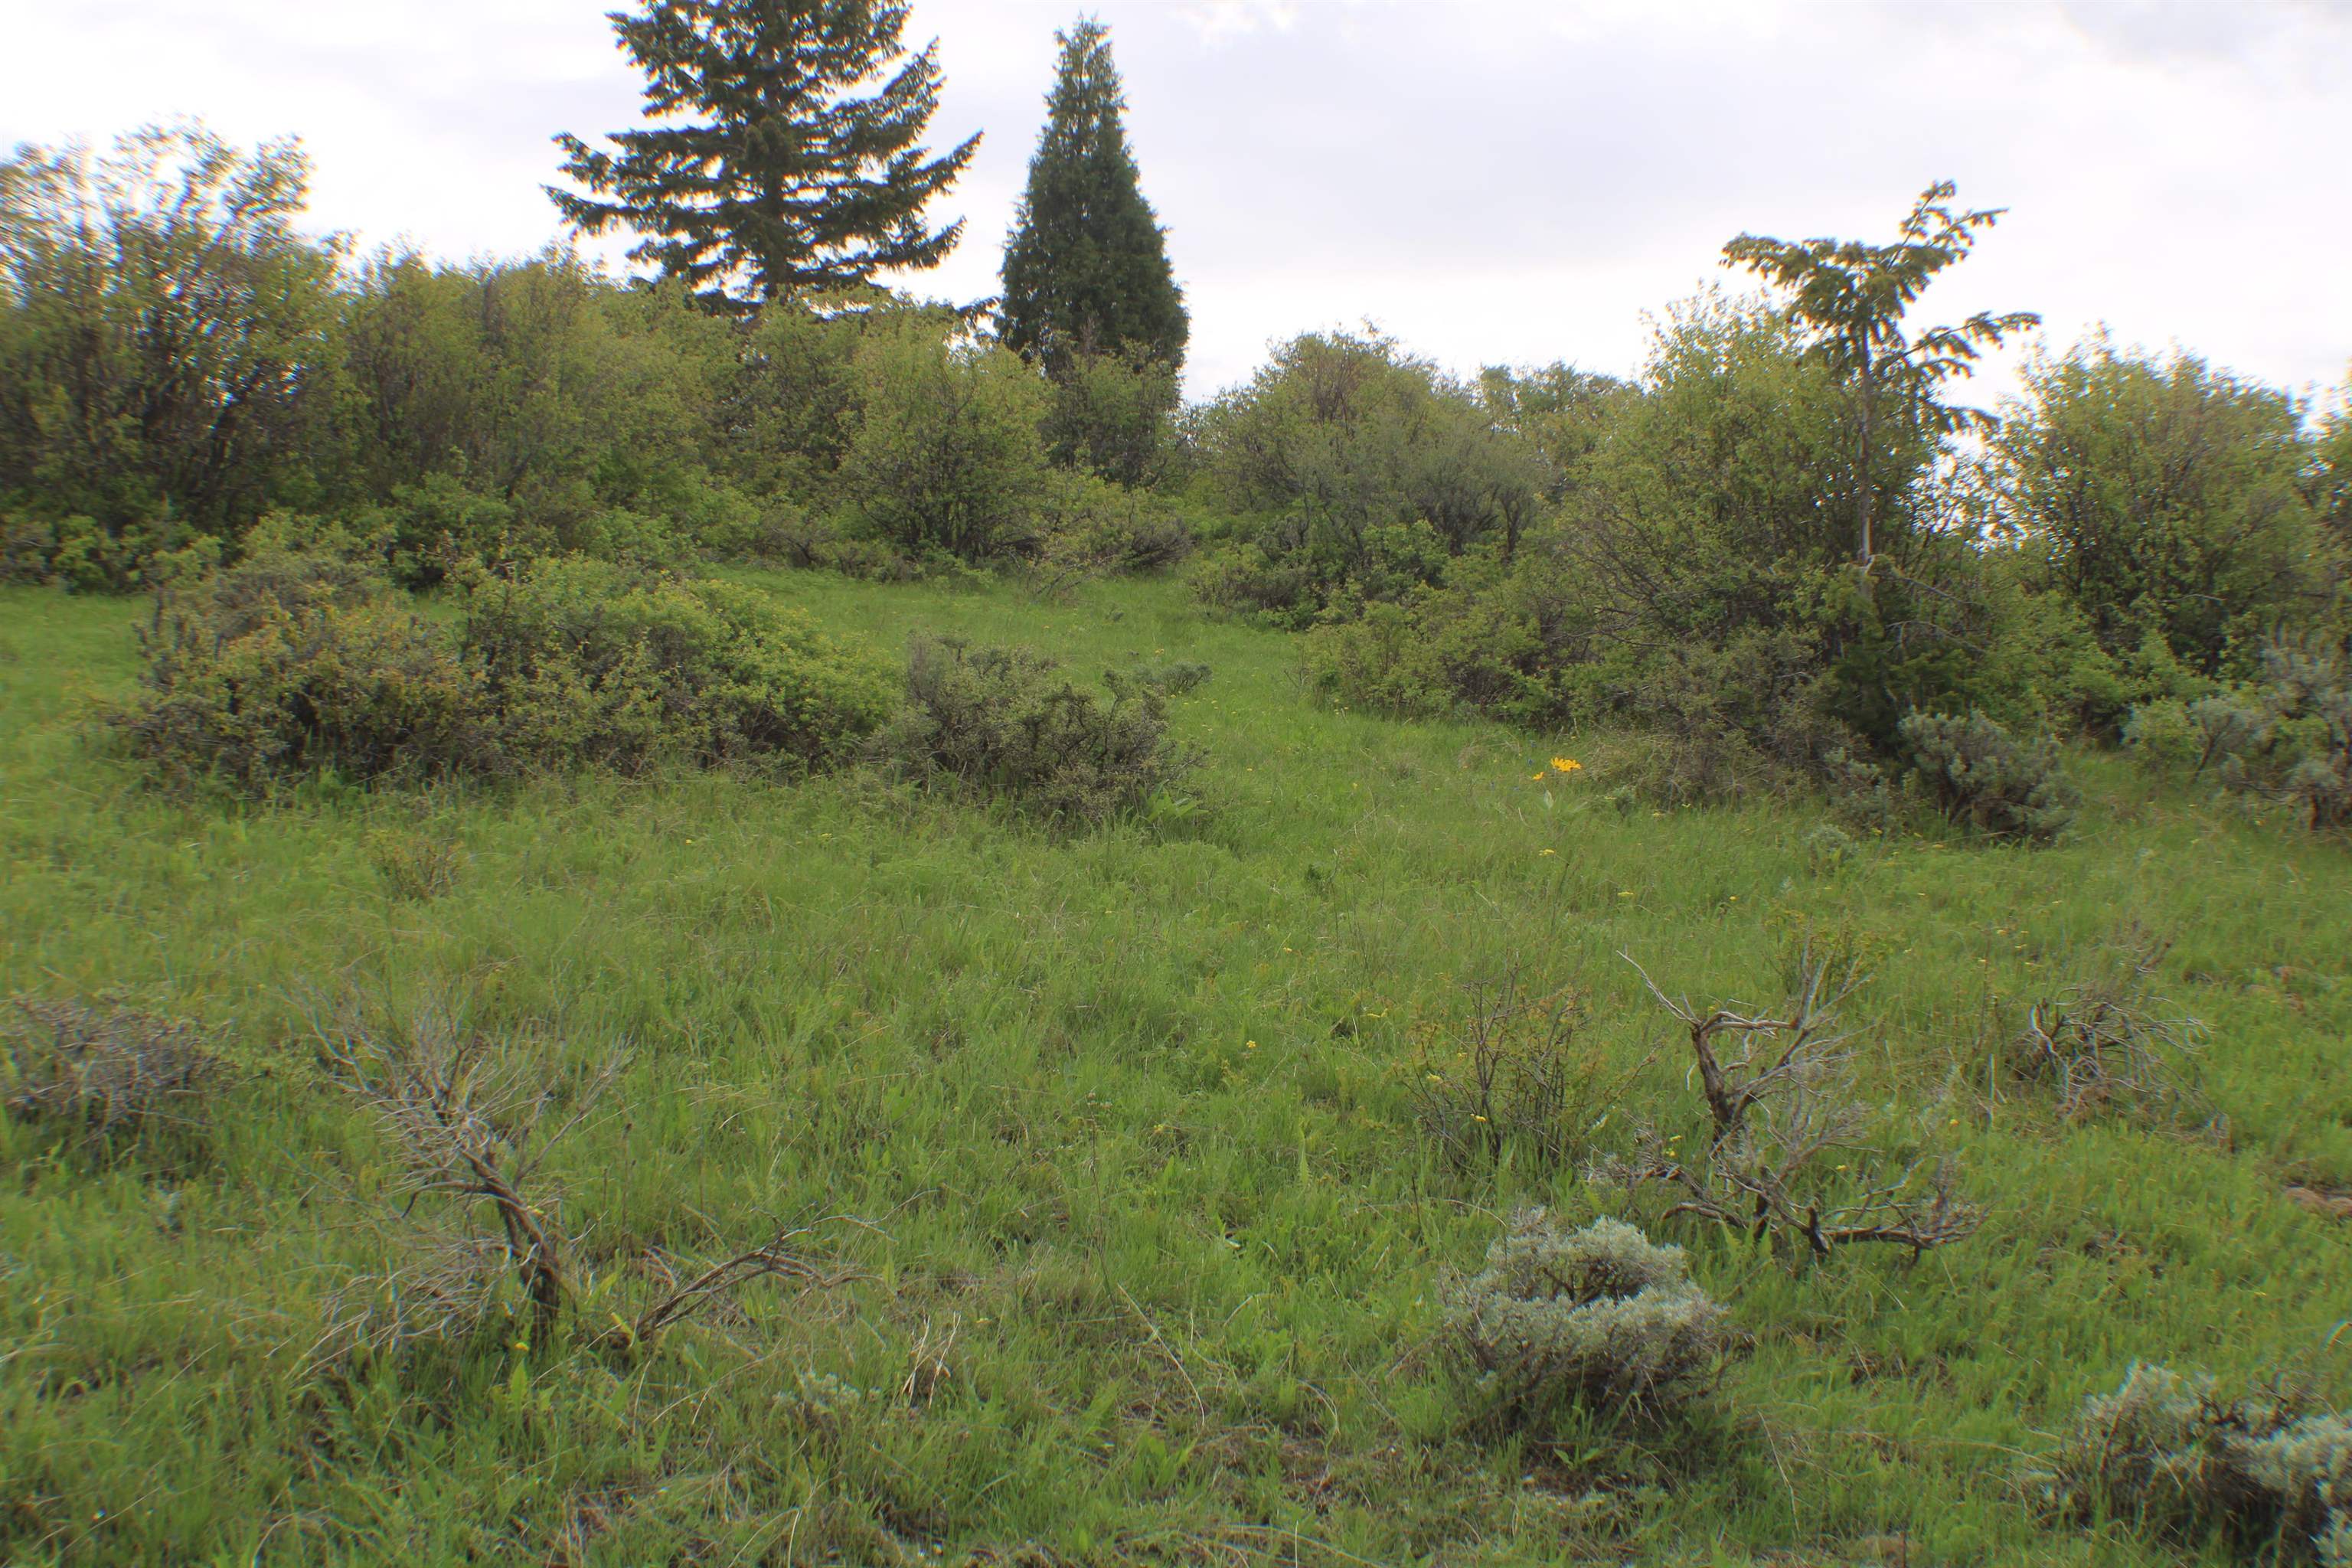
<box><xmin>1723</xmin><ymin>181</ymin><xmax>2037</xmax><ymax>577</ymax></box>
<box><xmin>2314</xmin><ymin>377</ymin><xmax>2352</xmax><ymax>550</ymax></box>
<box><xmin>1197</xmin><ymin>328</ymin><xmax>1540</xmax><ymax>618</ymax></box>
<box><xmin>550</xmin><ymin>0</ymin><xmax>980</xmax><ymax>309</ymax></box>
<box><xmin>0</xmin><ymin>122</ymin><xmax>341</xmax><ymax>564</ymax></box>
<box><xmin>1988</xmin><ymin>338</ymin><xmax>2328</xmax><ymax>676</ymax></box>
<box><xmin>998</xmin><ymin>18</ymin><xmax>1185</xmax><ymax>376</ymax></box>
<box><xmin>840</xmin><ymin>317</ymin><xmax>1054</xmax><ymax>560</ymax></box>
<box><xmin>1478</xmin><ymin>362</ymin><xmax>1637</xmax><ymax>504</ymax></box>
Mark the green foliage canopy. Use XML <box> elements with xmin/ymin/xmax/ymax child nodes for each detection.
<box><xmin>551</xmin><ymin>0</ymin><xmax>980</xmax><ymax>308</ymax></box>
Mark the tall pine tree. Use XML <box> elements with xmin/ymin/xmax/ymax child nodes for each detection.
<box><xmin>998</xmin><ymin>18</ymin><xmax>1185</xmax><ymax>377</ymax></box>
<box><xmin>550</xmin><ymin>0</ymin><xmax>979</xmax><ymax>309</ymax></box>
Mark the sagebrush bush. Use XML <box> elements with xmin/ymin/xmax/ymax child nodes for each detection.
<box><xmin>1899</xmin><ymin>709</ymin><xmax>2077</xmax><ymax>843</ymax></box>
<box><xmin>1444</xmin><ymin>1211</ymin><xmax>1725</xmax><ymax>1431</ymax></box>
<box><xmin>2</xmin><ymin>996</ymin><xmax>226</xmax><ymax>1155</ymax></box>
<box><xmin>871</xmin><ymin>636</ymin><xmax>1192</xmax><ymax>823</ymax></box>
<box><xmin>2132</xmin><ymin>643</ymin><xmax>2352</xmax><ymax>831</ymax></box>
<box><xmin>2040</xmin><ymin>1364</ymin><xmax>2352</xmax><ymax>1565</ymax></box>
<box><xmin>457</xmin><ymin>557</ymin><xmax>894</xmax><ymax>774</ymax></box>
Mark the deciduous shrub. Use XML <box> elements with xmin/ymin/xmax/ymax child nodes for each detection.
<box><xmin>1039</xmin><ymin>348</ymin><xmax>1180</xmax><ymax>486</ymax></box>
<box><xmin>841</xmin><ymin>322</ymin><xmax>1054</xmax><ymax>563</ymax></box>
<box><xmin>113</xmin><ymin>535</ymin><xmax>497</xmax><ymax>791</ymax></box>
<box><xmin>1193</xmin><ymin>328</ymin><xmax>1542</xmax><ymax>619</ymax></box>
<box><xmin>1898</xmin><ymin>709</ymin><xmax>2078</xmax><ymax>843</ymax></box>
<box><xmin>871</xmin><ymin>636</ymin><xmax>1191</xmax><ymax>823</ymax></box>
<box><xmin>457</xmin><ymin>557</ymin><xmax>894</xmax><ymax>774</ymax></box>
<box><xmin>0</xmin><ymin>125</ymin><xmax>341</xmax><ymax>564</ymax></box>
<box><xmin>113</xmin><ymin>535</ymin><xmax>893</xmax><ymax>790</ymax></box>
<box><xmin>2040</xmin><ymin>1364</ymin><xmax>2352</xmax><ymax>1565</ymax></box>
<box><xmin>1303</xmin><ymin>548</ymin><xmax>1592</xmax><ymax>728</ymax></box>
<box><xmin>1988</xmin><ymin>338</ymin><xmax>2331</xmax><ymax>678</ymax></box>
<box><xmin>1443</xmin><ymin>1212</ymin><xmax>1725</xmax><ymax>1431</ymax></box>
<box><xmin>1030</xmin><ymin>471</ymin><xmax>1194</xmax><ymax>584</ymax></box>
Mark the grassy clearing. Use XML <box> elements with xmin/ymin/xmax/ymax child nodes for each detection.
<box><xmin>2</xmin><ymin>571</ymin><xmax>2347</xmax><ymax>1566</ymax></box>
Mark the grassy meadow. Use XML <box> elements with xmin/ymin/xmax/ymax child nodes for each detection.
<box><xmin>2</xmin><ymin>570</ymin><xmax>2348</xmax><ymax>1566</ymax></box>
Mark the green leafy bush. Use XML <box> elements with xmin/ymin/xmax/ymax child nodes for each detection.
<box><xmin>1988</xmin><ymin>338</ymin><xmax>2331</xmax><ymax>678</ymax></box>
<box><xmin>871</xmin><ymin>636</ymin><xmax>1191</xmax><ymax>823</ymax></box>
<box><xmin>1303</xmin><ymin>548</ymin><xmax>1591</xmax><ymax>728</ymax></box>
<box><xmin>113</xmin><ymin>534</ymin><xmax>892</xmax><ymax>791</ymax></box>
<box><xmin>0</xmin><ymin>125</ymin><xmax>341</xmax><ymax>561</ymax></box>
<box><xmin>1031</xmin><ymin>472</ymin><xmax>1194</xmax><ymax>579</ymax></box>
<box><xmin>1443</xmin><ymin>1212</ymin><xmax>1725</xmax><ymax>1431</ymax></box>
<box><xmin>841</xmin><ymin>322</ymin><xmax>1054</xmax><ymax>563</ymax></box>
<box><xmin>1039</xmin><ymin>348</ymin><xmax>1180</xmax><ymax>486</ymax></box>
<box><xmin>2040</xmin><ymin>1364</ymin><xmax>2352</xmax><ymax>1565</ymax></box>
<box><xmin>1899</xmin><ymin>710</ymin><xmax>2078</xmax><ymax>843</ymax></box>
<box><xmin>457</xmin><ymin>557</ymin><xmax>894</xmax><ymax>774</ymax></box>
<box><xmin>1193</xmin><ymin>328</ymin><xmax>1541</xmax><ymax>619</ymax></box>
<box><xmin>113</xmin><ymin>535</ymin><xmax>497</xmax><ymax>791</ymax></box>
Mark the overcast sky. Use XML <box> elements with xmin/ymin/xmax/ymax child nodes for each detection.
<box><xmin>5</xmin><ymin>0</ymin><xmax>2347</xmax><ymax>407</ymax></box>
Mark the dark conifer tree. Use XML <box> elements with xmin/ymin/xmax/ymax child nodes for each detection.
<box><xmin>998</xmin><ymin>18</ymin><xmax>1186</xmax><ymax>376</ymax></box>
<box><xmin>550</xmin><ymin>0</ymin><xmax>979</xmax><ymax>309</ymax></box>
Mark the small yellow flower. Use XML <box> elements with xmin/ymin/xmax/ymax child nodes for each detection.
<box><xmin>1530</xmin><ymin>772</ymin><xmax>1545</xmax><ymax>781</ymax></box>
<box><xmin>1539</xmin><ymin>848</ymin><xmax>1557</xmax><ymax>857</ymax></box>
<box><xmin>1550</xmin><ymin>757</ymin><xmax>1583</xmax><ymax>775</ymax></box>
<box><xmin>1246</xmin><ymin>1040</ymin><xmax>1257</xmax><ymax>1050</ymax></box>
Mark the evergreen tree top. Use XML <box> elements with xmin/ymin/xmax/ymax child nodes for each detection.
<box><xmin>999</xmin><ymin>16</ymin><xmax>1187</xmax><ymax>375</ymax></box>
<box><xmin>550</xmin><ymin>0</ymin><xmax>980</xmax><ymax>310</ymax></box>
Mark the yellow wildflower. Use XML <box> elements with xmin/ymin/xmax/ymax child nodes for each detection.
<box><xmin>1550</xmin><ymin>757</ymin><xmax>1583</xmax><ymax>775</ymax></box>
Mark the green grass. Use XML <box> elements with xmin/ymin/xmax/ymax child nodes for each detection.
<box><xmin>2</xmin><ymin>570</ymin><xmax>2347</xmax><ymax>1566</ymax></box>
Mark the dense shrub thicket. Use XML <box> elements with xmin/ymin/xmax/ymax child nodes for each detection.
<box><xmin>113</xmin><ymin>531</ymin><xmax>893</xmax><ymax>791</ymax></box>
<box><xmin>7</xmin><ymin>128</ymin><xmax>2350</xmax><ymax>835</ymax></box>
<box><xmin>0</xmin><ymin>129</ymin><xmax>1189</xmax><ymax>595</ymax></box>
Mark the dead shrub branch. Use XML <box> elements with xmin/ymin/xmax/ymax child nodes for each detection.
<box><xmin>1604</xmin><ymin>946</ymin><xmax>1978</xmax><ymax>1260</ymax></box>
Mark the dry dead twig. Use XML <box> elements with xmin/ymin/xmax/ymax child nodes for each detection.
<box><xmin>1606</xmin><ymin>946</ymin><xmax>1979</xmax><ymax>1260</ymax></box>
